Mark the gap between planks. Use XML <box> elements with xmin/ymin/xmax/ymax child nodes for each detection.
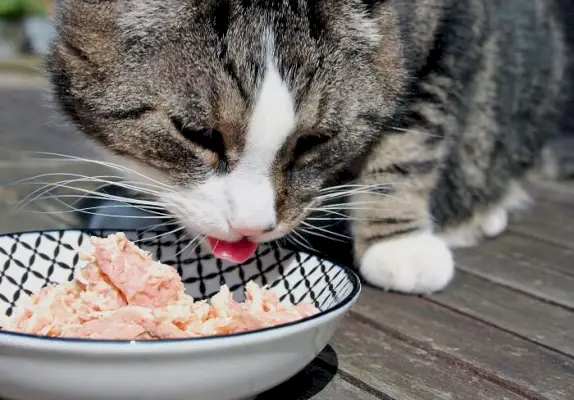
<box><xmin>350</xmin><ymin>286</ymin><xmax>574</xmax><ymax>400</ymax></box>
<box><xmin>508</xmin><ymin>180</ymin><xmax>574</xmax><ymax>250</ymax></box>
<box><xmin>453</xmin><ymin>232</ymin><xmax>574</xmax><ymax>310</ymax></box>
<box><xmin>330</xmin><ymin>313</ymin><xmax>527</xmax><ymax>400</ymax></box>
<box><xmin>428</xmin><ymin>270</ymin><xmax>574</xmax><ymax>357</ymax></box>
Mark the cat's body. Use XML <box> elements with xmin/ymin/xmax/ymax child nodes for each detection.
<box><xmin>48</xmin><ymin>0</ymin><xmax>573</xmax><ymax>294</ymax></box>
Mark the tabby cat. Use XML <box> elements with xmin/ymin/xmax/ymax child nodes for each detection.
<box><xmin>46</xmin><ymin>0</ymin><xmax>573</xmax><ymax>294</ymax></box>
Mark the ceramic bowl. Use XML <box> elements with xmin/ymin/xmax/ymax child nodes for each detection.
<box><xmin>0</xmin><ymin>229</ymin><xmax>360</xmax><ymax>400</ymax></box>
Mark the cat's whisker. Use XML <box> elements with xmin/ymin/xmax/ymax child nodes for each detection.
<box><xmin>306</xmin><ymin>201</ymin><xmax>390</xmax><ymax>213</ymax></box>
<box><xmin>315</xmin><ymin>199</ymin><xmax>394</xmax><ymax>208</ymax></box>
<box><xmin>135</xmin><ymin>224</ymin><xmax>191</xmax><ymax>251</ymax></box>
<box><xmin>15</xmin><ymin>191</ymin><xmax>167</xmax><ymax>217</ymax></box>
<box><xmin>21</xmin><ymin>194</ymin><xmax>172</xmax><ymax>216</ymax></box>
<box><xmin>26</xmin><ymin>152</ymin><xmax>173</xmax><ymax>191</ymax></box>
<box><xmin>172</xmin><ymin>232</ymin><xmax>191</xmax><ymax>250</ymax></box>
<box><xmin>13</xmin><ymin>176</ymin><xmax>150</xmax><ymax>206</ymax></box>
<box><xmin>318</xmin><ymin>182</ymin><xmax>395</xmax><ymax>194</ymax></box>
<box><xmin>16</xmin><ymin>183</ymin><xmax>176</xmax><ymax>212</ymax></box>
<box><xmin>133</xmin><ymin>226</ymin><xmax>187</xmax><ymax>243</ymax></box>
<box><xmin>315</xmin><ymin>191</ymin><xmax>395</xmax><ymax>202</ymax></box>
<box><xmin>319</xmin><ymin>181</ymin><xmax>398</xmax><ymax>190</ymax></box>
<box><xmin>300</xmin><ymin>221</ymin><xmax>352</xmax><ymax>241</ymax></box>
<box><xmin>46</xmin><ymin>176</ymin><xmax>187</xmax><ymax>215</ymax></box>
<box><xmin>25</xmin><ymin>203</ymin><xmax>174</xmax><ymax>218</ymax></box>
<box><xmin>17</xmin><ymin>180</ymin><xmax>171</xmax><ymax>208</ymax></box>
<box><xmin>318</xmin><ymin>181</ymin><xmax>404</xmax><ymax>191</ymax></box>
<box><xmin>23</xmin><ymin>178</ymin><xmax>159</xmax><ymax>211</ymax></box>
<box><xmin>304</xmin><ymin>208</ymin><xmax>350</xmax><ymax>219</ymax></box>
<box><xmin>286</xmin><ymin>233</ymin><xmax>315</xmax><ymax>254</ymax></box>
<box><xmin>314</xmin><ymin>185</ymin><xmax>403</xmax><ymax>207</ymax></box>
<box><xmin>303</xmin><ymin>218</ymin><xmax>346</xmax><ymax>229</ymax></box>
<box><xmin>316</xmin><ymin>184</ymin><xmax>396</xmax><ymax>198</ymax></box>
<box><xmin>311</xmin><ymin>195</ymin><xmax>407</xmax><ymax>208</ymax></box>
<box><xmin>14</xmin><ymin>191</ymin><xmax>183</xmax><ymax>227</ymax></box>
<box><xmin>319</xmin><ymin>187</ymin><xmax>396</xmax><ymax>197</ymax></box>
<box><xmin>175</xmin><ymin>235</ymin><xmax>204</xmax><ymax>257</ymax></box>
<box><xmin>296</xmin><ymin>227</ymin><xmax>348</xmax><ymax>243</ymax></box>
<box><xmin>307</xmin><ymin>206</ymin><xmax>390</xmax><ymax>216</ymax></box>
<box><xmin>291</xmin><ymin>229</ymin><xmax>317</xmax><ymax>253</ymax></box>
<box><xmin>14</xmin><ymin>176</ymin><xmax>124</xmax><ymax>212</ymax></box>
<box><xmin>10</xmin><ymin>173</ymin><xmax>123</xmax><ymax>186</ymax></box>
<box><xmin>306</xmin><ymin>215</ymin><xmax>390</xmax><ymax>222</ymax></box>
<box><xmin>67</xmin><ymin>182</ymin><xmax>124</xmax><ymax>208</ymax></box>
<box><xmin>319</xmin><ymin>183</ymin><xmax>371</xmax><ymax>191</ymax></box>
<box><xmin>285</xmin><ymin>235</ymin><xmax>306</xmax><ymax>252</ymax></box>
<box><xmin>386</xmin><ymin>125</ymin><xmax>446</xmax><ymax>140</ymax></box>
<box><xmin>27</xmin><ymin>206</ymin><xmax>177</xmax><ymax>220</ymax></box>
<box><xmin>137</xmin><ymin>220</ymin><xmax>181</xmax><ymax>238</ymax></box>
<box><xmin>14</xmin><ymin>174</ymin><xmax>168</xmax><ymax>198</ymax></box>
<box><xmin>26</xmin><ymin>192</ymin><xmax>172</xmax><ymax>209</ymax></box>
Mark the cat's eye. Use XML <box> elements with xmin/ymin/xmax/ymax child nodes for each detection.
<box><xmin>292</xmin><ymin>134</ymin><xmax>332</xmax><ymax>160</ymax></box>
<box><xmin>171</xmin><ymin>117</ymin><xmax>226</xmax><ymax>158</ymax></box>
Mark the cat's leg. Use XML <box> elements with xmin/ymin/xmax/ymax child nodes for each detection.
<box><xmin>350</xmin><ymin>121</ymin><xmax>455</xmax><ymax>294</ymax></box>
<box><xmin>437</xmin><ymin>182</ymin><xmax>531</xmax><ymax>248</ymax></box>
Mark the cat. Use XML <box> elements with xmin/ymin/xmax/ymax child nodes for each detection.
<box><xmin>46</xmin><ymin>0</ymin><xmax>573</xmax><ymax>294</ymax></box>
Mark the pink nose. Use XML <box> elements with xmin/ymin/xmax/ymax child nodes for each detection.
<box><xmin>232</xmin><ymin>227</ymin><xmax>266</xmax><ymax>237</ymax></box>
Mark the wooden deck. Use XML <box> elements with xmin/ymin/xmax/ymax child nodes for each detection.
<box><xmin>265</xmin><ymin>179</ymin><xmax>574</xmax><ymax>400</ymax></box>
<box><xmin>2</xmin><ymin>81</ymin><xmax>574</xmax><ymax>400</ymax></box>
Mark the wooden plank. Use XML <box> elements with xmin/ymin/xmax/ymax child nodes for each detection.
<box><xmin>524</xmin><ymin>180</ymin><xmax>574</xmax><ymax>205</ymax></box>
<box><xmin>458</xmin><ymin>232</ymin><xmax>574</xmax><ymax>277</ymax></box>
<box><xmin>352</xmin><ymin>286</ymin><xmax>574</xmax><ymax>400</ymax></box>
<box><xmin>509</xmin><ymin>181</ymin><xmax>574</xmax><ymax>249</ymax></box>
<box><xmin>455</xmin><ymin>233</ymin><xmax>574</xmax><ymax>308</ymax></box>
<box><xmin>431</xmin><ymin>271</ymin><xmax>574</xmax><ymax>356</ymax></box>
<box><xmin>538</xmin><ymin>137</ymin><xmax>574</xmax><ymax>180</ymax></box>
<box><xmin>510</xmin><ymin>204</ymin><xmax>574</xmax><ymax>250</ymax></box>
<box><xmin>257</xmin><ymin>347</ymin><xmax>381</xmax><ymax>400</ymax></box>
<box><xmin>310</xmin><ymin>375</ymin><xmax>383</xmax><ymax>400</ymax></box>
<box><xmin>259</xmin><ymin>373</ymin><xmax>381</xmax><ymax>400</ymax></box>
<box><xmin>330</xmin><ymin>314</ymin><xmax>525</xmax><ymax>400</ymax></box>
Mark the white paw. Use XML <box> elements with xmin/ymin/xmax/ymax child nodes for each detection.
<box><xmin>439</xmin><ymin>206</ymin><xmax>510</xmax><ymax>249</ymax></box>
<box><xmin>481</xmin><ymin>208</ymin><xmax>508</xmax><ymax>238</ymax></box>
<box><xmin>360</xmin><ymin>231</ymin><xmax>455</xmax><ymax>294</ymax></box>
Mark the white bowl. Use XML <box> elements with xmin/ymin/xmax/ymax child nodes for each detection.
<box><xmin>0</xmin><ymin>229</ymin><xmax>360</xmax><ymax>400</ymax></box>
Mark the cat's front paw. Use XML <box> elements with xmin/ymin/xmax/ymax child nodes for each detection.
<box><xmin>359</xmin><ymin>231</ymin><xmax>455</xmax><ymax>294</ymax></box>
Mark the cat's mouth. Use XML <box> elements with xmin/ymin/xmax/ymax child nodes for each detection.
<box><xmin>206</xmin><ymin>237</ymin><xmax>258</xmax><ymax>264</ymax></box>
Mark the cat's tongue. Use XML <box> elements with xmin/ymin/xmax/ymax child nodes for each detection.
<box><xmin>207</xmin><ymin>237</ymin><xmax>258</xmax><ymax>263</ymax></box>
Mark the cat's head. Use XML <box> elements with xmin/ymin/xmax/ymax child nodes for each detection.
<box><xmin>47</xmin><ymin>0</ymin><xmax>406</xmax><ymax>248</ymax></box>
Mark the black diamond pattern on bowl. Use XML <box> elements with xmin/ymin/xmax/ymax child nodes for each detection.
<box><xmin>0</xmin><ymin>230</ymin><xmax>355</xmax><ymax>319</ymax></box>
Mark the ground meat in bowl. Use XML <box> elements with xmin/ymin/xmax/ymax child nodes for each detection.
<box><xmin>0</xmin><ymin>233</ymin><xmax>318</xmax><ymax>340</ymax></box>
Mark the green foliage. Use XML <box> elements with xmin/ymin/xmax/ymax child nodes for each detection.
<box><xmin>0</xmin><ymin>0</ymin><xmax>23</xmax><ymax>19</ymax></box>
<box><xmin>0</xmin><ymin>0</ymin><xmax>47</xmax><ymax>19</ymax></box>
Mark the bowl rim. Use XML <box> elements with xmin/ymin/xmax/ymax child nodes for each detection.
<box><xmin>0</xmin><ymin>228</ymin><xmax>360</xmax><ymax>350</ymax></box>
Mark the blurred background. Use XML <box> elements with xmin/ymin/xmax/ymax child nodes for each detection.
<box><xmin>0</xmin><ymin>0</ymin><xmax>117</xmax><ymax>235</ymax></box>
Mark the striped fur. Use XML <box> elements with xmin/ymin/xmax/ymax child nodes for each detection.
<box><xmin>353</xmin><ymin>0</ymin><xmax>568</xmax><ymax>247</ymax></box>
<box><xmin>47</xmin><ymin>0</ymin><xmax>573</xmax><ymax>294</ymax></box>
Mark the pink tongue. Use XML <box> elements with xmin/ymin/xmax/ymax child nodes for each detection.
<box><xmin>207</xmin><ymin>237</ymin><xmax>258</xmax><ymax>263</ymax></box>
